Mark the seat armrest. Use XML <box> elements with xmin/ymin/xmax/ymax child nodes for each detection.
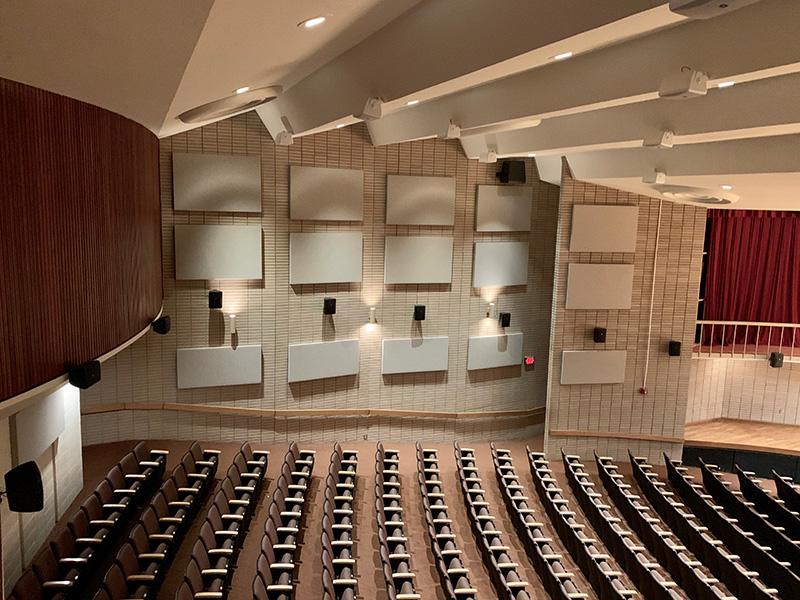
<box><xmin>139</xmin><ymin>552</ymin><xmax>166</xmax><ymax>560</ymax></box>
<box><xmin>139</xmin><ymin>461</ymin><xmax>161</xmax><ymax>468</ymax></box>
<box><xmin>127</xmin><ymin>574</ymin><xmax>156</xmax><ymax>583</ymax></box>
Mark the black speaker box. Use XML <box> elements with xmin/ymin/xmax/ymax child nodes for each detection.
<box><xmin>414</xmin><ymin>305</ymin><xmax>426</xmax><ymax>321</ymax></box>
<box><xmin>4</xmin><ymin>461</ymin><xmax>44</xmax><ymax>513</ymax></box>
<box><xmin>593</xmin><ymin>327</ymin><xmax>606</xmax><ymax>343</ymax></box>
<box><xmin>770</xmin><ymin>352</ymin><xmax>784</xmax><ymax>368</ymax></box>
<box><xmin>68</xmin><ymin>360</ymin><xmax>101</xmax><ymax>389</ymax></box>
<box><xmin>152</xmin><ymin>315</ymin><xmax>171</xmax><ymax>335</ymax></box>
<box><xmin>498</xmin><ymin>312</ymin><xmax>512</xmax><ymax>328</ymax></box>
<box><xmin>323</xmin><ymin>297</ymin><xmax>336</xmax><ymax>315</ymax></box>
<box><xmin>496</xmin><ymin>160</ymin><xmax>526</xmax><ymax>184</ymax></box>
<box><xmin>669</xmin><ymin>341</ymin><xmax>682</xmax><ymax>356</ymax></box>
<box><xmin>209</xmin><ymin>290</ymin><xmax>223</xmax><ymax>309</ymax></box>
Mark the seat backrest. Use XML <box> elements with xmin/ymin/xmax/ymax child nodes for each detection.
<box><xmin>50</xmin><ymin>526</ymin><xmax>77</xmax><ymax>560</ymax></box>
<box><xmin>129</xmin><ymin>523</ymin><xmax>149</xmax><ymax>555</ymax></box>
<box><xmin>103</xmin><ymin>564</ymin><xmax>128</xmax><ymax>599</ymax></box>
<box><xmin>67</xmin><ymin>509</ymin><xmax>90</xmax><ymax>538</ymax></box>
<box><xmin>184</xmin><ymin>557</ymin><xmax>204</xmax><ymax>593</ymax></box>
<box><xmin>192</xmin><ymin>539</ymin><xmax>210</xmax><ymax>570</ymax></box>
<box><xmin>213</xmin><ymin>490</ymin><xmax>230</xmax><ymax>514</ymax></box>
<box><xmin>241</xmin><ymin>441</ymin><xmax>253</xmax><ymax>461</ymax></box>
<box><xmin>206</xmin><ymin>505</ymin><xmax>224</xmax><ymax>531</ymax></box>
<box><xmin>233</xmin><ymin>453</ymin><xmax>250</xmax><ymax>476</ymax></box>
<box><xmin>151</xmin><ymin>491</ymin><xmax>169</xmax><ymax>518</ymax></box>
<box><xmin>289</xmin><ymin>441</ymin><xmax>300</xmax><ymax>460</ymax></box>
<box><xmin>256</xmin><ymin>554</ymin><xmax>272</xmax><ymax>585</ymax></box>
<box><xmin>119</xmin><ymin>452</ymin><xmax>139</xmax><ymax>475</ymax></box>
<box><xmin>116</xmin><ymin>543</ymin><xmax>140</xmax><ymax>577</ymax></box>
<box><xmin>133</xmin><ymin>440</ymin><xmax>148</xmax><ymax>462</ymax></box>
<box><xmin>105</xmin><ymin>465</ymin><xmax>126</xmax><ymax>489</ymax></box>
<box><xmin>264</xmin><ymin>517</ymin><xmax>279</xmax><ymax>546</ymax></box>
<box><xmin>140</xmin><ymin>506</ymin><xmax>160</xmax><ymax>535</ymax></box>
<box><xmin>92</xmin><ymin>588</ymin><xmax>111</xmax><ymax>600</ymax></box>
<box><xmin>181</xmin><ymin>452</ymin><xmax>197</xmax><ymax>472</ymax></box>
<box><xmin>252</xmin><ymin>575</ymin><xmax>268</xmax><ymax>600</ymax></box>
<box><xmin>172</xmin><ymin>464</ymin><xmax>190</xmax><ymax>488</ymax></box>
<box><xmin>189</xmin><ymin>441</ymin><xmax>204</xmax><ymax>462</ymax></box>
<box><xmin>11</xmin><ymin>569</ymin><xmax>43</xmax><ymax>600</ymax></box>
<box><xmin>81</xmin><ymin>493</ymin><xmax>104</xmax><ymax>521</ymax></box>
<box><xmin>226</xmin><ymin>464</ymin><xmax>243</xmax><ymax>487</ymax></box>
<box><xmin>220</xmin><ymin>477</ymin><xmax>237</xmax><ymax>503</ymax></box>
<box><xmin>161</xmin><ymin>477</ymin><xmax>180</xmax><ymax>503</ymax></box>
<box><xmin>176</xmin><ymin>582</ymin><xmax>194</xmax><ymax>600</ymax></box>
<box><xmin>94</xmin><ymin>479</ymin><xmax>114</xmax><ymax>505</ymax></box>
<box><xmin>32</xmin><ymin>547</ymin><xmax>59</xmax><ymax>582</ymax></box>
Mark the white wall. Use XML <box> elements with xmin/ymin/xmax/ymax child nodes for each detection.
<box><xmin>1</xmin><ymin>384</ymin><xmax>83</xmax><ymax>597</ymax></box>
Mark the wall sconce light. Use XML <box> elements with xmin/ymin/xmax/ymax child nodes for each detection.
<box><xmin>209</xmin><ymin>290</ymin><xmax>222</xmax><ymax>309</ymax></box>
<box><xmin>369</xmin><ymin>307</ymin><xmax>377</xmax><ymax>324</ymax></box>
<box><xmin>230</xmin><ymin>314</ymin><xmax>237</xmax><ymax>335</ymax></box>
<box><xmin>414</xmin><ymin>305</ymin><xmax>426</xmax><ymax>321</ymax></box>
<box><xmin>498</xmin><ymin>312</ymin><xmax>511</xmax><ymax>328</ymax></box>
<box><xmin>487</xmin><ymin>302</ymin><xmax>496</xmax><ymax>319</ymax></box>
<box><xmin>323</xmin><ymin>297</ymin><xmax>336</xmax><ymax>315</ymax></box>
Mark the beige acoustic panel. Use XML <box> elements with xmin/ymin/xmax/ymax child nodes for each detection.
<box><xmin>175</xmin><ymin>224</ymin><xmax>262</xmax><ymax>280</ymax></box>
<box><xmin>386</xmin><ymin>174</ymin><xmax>455</xmax><ymax>225</ymax></box>
<box><xmin>177</xmin><ymin>345</ymin><xmax>262</xmax><ymax>389</ymax></box>
<box><xmin>172</xmin><ymin>153</ymin><xmax>261</xmax><ymax>212</ymax></box>
<box><xmin>472</xmin><ymin>241</ymin><xmax>529</xmax><ymax>288</ymax></box>
<box><xmin>13</xmin><ymin>384</ymin><xmax>68</xmax><ymax>464</ymax></box>
<box><xmin>288</xmin><ymin>339</ymin><xmax>360</xmax><ymax>383</ymax></box>
<box><xmin>467</xmin><ymin>333</ymin><xmax>524</xmax><ymax>370</ymax></box>
<box><xmin>475</xmin><ymin>185</ymin><xmax>532</xmax><ymax>231</ymax></box>
<box><xmin>384</xmin><ymin>236</ymin><xmax>453</xmax><ymax>284</ymax></box>
<box><xmin>381</xmin><ymin>337</ymin><xmax>449</xmax><ymax>374</ymax></box>
<box><xmin>561</xmin><ymin>350</ymin><xmax>627</xmax><ymax>385</ymax></box>
<box><xmin>570</xmin><ymin>205</ymin><xmax>638</xmax><ymax>252</ymax></box>
<box><xmin>290</xmin><ymin>232</ymin><xmax>362</xmax><ymax>284</ymax></box>
<box><xmin>565</xmin><ymin>263</ymin><xmax>634</xmax><ymax>309</ymax></box>
<box><xmin>289</xmin><ymin>166</ymin><xmax>363</xmax><ymax>221</ymax></box>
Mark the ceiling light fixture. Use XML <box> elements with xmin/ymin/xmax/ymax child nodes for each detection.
<box><xmin>717</xmin><ymin>81</ymin><xmax>736</xmax><ymax>88</ymax></box>
<box><xmin>336</xmin><ymin>124</ymin><xmax>345</xmax><ymax>128</ymax></box>
<box><xmin>300</xmin><ymin>16</ymin><xmax>326</xmax><ymax>28</ymax></box>
<box><xmin>527</xmin><ymin>153</ymin><xmax>536</xmax><ymax>157</ymax></box>
<box><xmin>721</xmin><ymin>184</ymin><xmax>734</xmax><ymax>190</ymax></box>
<box><xmin>553</xmin><ymin>51</ymin><xmax>573</xmax><ymax>60</ymax></box>
<box><xmin>177</xmin><ymin>86</ymin><xmax>282</xmax><ymax>124</ymax></box>
<box><xmin>235</xmin><ymin>86</ymin><xmax>250</xmax><ymax>95</ymax></box>
<box><xmin>407</xmin><ymin>100</ymin><xmax>419</xmax><ymax>106</ymax></box>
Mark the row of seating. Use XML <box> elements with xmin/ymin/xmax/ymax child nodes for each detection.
<box><xmin>321</xmin><ymin>442</ymin><xmax>359</xmax><ymax>600</ymax></box>
<box><xmin>490</xmin><ymin>444</ymin><xmax>588</xmax><ymax>600</ymax></box>
<box><xmin>665</xmin><ymin>455</ymin><xmax>796</xmax><ymax>598</ymax></box>
<box><xmin>177</xmin><ymin>442</ymin><xmax>267</xmax><ymax>600</ymax></box>
<box><xmin>737</xmin><ymin>466</ymin><xmax>800</xmax><ymax>541</ymax></box>
<box><xmin>773</xmin><ymin>470</ymin><xmax>800</xmax><ymax>514</ymax></box>
<box><xmin>375</xmin><ymin>442</ymin><xmax>421</xmax><ymax>600</ymax></box>
<box><xmin>454</xmin><ymin>443</ymin><xmax>531</xmax><ymax>600</ymax></box>
<box><xmin>630</xmin><ymin>454</ymin><xmax>776</xmax><ymax>600</ymax></box>
<box><xmin>527</xmin><ymin>449</ymin><xmax>637</xmax><ymax>600</ymax></box>
<box><xmin>9</xmin><ymin>441</ymin><xmax>169</xmax><ymax>600</ymax></box>
<box><xmin>595</xmin><ymin>453</ymin><xmax>734</xmax><ymax>600</ymax></box>
<box><xmin>94</xmin><ymin>442</ymin><xmax>221</xmax><ymax>600</ymax></box>
<box><xmin>562</xmin><ymin>452</ymin><xmax>682</xmax><ymax>600</ymax></box>
<box><xmin>252</xmin><ymin>442</ymin><xmax>314</xmax><ymax>600</ymax></box>
<box><xmin>416</xmin><ymin>443</ymin><xmax>478</xmax><ymax>600</ymax></box>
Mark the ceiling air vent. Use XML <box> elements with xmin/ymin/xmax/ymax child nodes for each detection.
<box><xmin>178</xmin><ymin>86</ymin><xmax>282</xmax><ymax>124</ymax></box>
<box><xmin>652</xmin><ymin>184</ymin><xmax>739</xmax><ymax>207</ymax></box>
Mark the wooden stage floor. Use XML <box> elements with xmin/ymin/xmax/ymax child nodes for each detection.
<box><xmin>684</xmin><ymin>418</ymin><xmax>800</xmax><ymax>457</ymax></box>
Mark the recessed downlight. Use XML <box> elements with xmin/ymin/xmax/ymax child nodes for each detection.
<box><xmin>553</xmin><ymin>51</ymin><xmax>573</xmax><ymax>60</ymax></box>
<box><xmin>235</xmin><ymin>86</ymin><xmax>250</xmax><ymax>95</ymax></box>
<box><xmin>527</xmin><ymin>153</ymin><xmax>536</xmax><ymax>157</ymax></box>
<box><xmin>300</xmin><ymin>16</ymin><xmax>326</xmax><ymax>28</ymax></box>
<box><xmin>721</xmin><ymin>184</ymin><xmax>734</xmax><ymax>190</ymax></box>
<box><xmin>336</xmin><ymin>124</ymin><xmax>345</xmax><ymax>129</ymax></box>
<box><xmin>406</xmin><ymin>100</ymin><xmax>419</xmax><ymax>106</ymax></box>
<box><xmin>717</xmin><ymin>81</ymin><xmax>736</xmax><ymax>88</ymax></box>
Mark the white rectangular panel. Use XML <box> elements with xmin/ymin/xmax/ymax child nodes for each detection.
<box><xmin>570</xmin><ymin>205</ymin><xmax>638</xmax><ymax>252</ymax></box>
<box><xmin>476</xmin><ymin>186</ymin><xmax>532</xmax><ymax>231</ymax></box>
<box><xmin>13</xmin><ymin>385</ymin><xmax>68</xmax><ymax>464</ymax></box>
<box><xmin>561</xmin><ymin>350</ymin><xmax>627</xmax><ymax>385</ymax></box>
<box><xmin>289</xmin><ymin>232</ymin><xmax>362</xmax><ymax>284</ymax></box>
<box><xmin>467</xmin><ymin>333</ymin><xmax>524</xmax><ymax>370</ymax></box>
<box><xmin>386</xmin><ymin>175</ymin><xmax>455</xmax><ymax>225</ymax></box>
<box><xmin>177</xmin><ymin>345</ymin><xmax>262</xmax><ymax>389</ymax></box>
<box><xmin>175</xmin><ymin>224</ymin><xmax>262</xmax><ymax>280</ymax></box>
<box><xmin>290</xmin><ymin>166</ymin><xmax>363</xmax><ymax>221</ymax></box>
<box><xmin>173</xmin><ymin>153</ymin><xmax>261</xmax><ymax>212</ymax></box>
<box><xmin>288</xmin><ymin>339</ymin><xmax>360</xmax><ymax>383</ymax></box>
<box><xmin>384</xmin><ymin>236</ymin><xmax>453</xmax><ymax>284</ymax></box>
<box><xmin>566</xmin><ymin>263</ymin><xmax>634</xmax><ymax>309</ymax></box>
<box><xmin>381</xmin><ymin>337</ymin><xmax>449</xmax><ymax>374</ymax></box>
<box><xmin>472</xmin><ymin>242</ymin><xmax>529</xmax><ymax>287</ymax></box>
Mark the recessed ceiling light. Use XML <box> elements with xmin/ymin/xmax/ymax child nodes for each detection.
<box><xmin>407</xmin><ymin>100</ymin><xmax>419</xmax><ymax>106</ymax></box>
<box><xmin>527</xmin><ymin>153</ymin><xmax>536</xmax><ymax>157</ymax></box>
<box><xmin>235</xmin><ymin>86</ymin><xmax>250</xmax><ymax>95</ymax></box>
<box><xmin>721</xmin><ymin>184</ymin><xmax>734</xmax><ymax>190</ymax></box>
<box><xmin>300</xmin><ymin>16</ymin><xmax>326</xmax><ymax>28</ymax></box>
<box><xmin>336</xmin><ymin>124</ymin><xmax>345</xmax><ymax>129</ymax></box>
<box><xmin>553</xmin><ymin>51</ymin><xmax>573</xmax><ymax>60</ymax></box>
<box><xmin>717</xmin><ymin>81</ymin><xmax>736</xmax><ymax>88</ymax></box>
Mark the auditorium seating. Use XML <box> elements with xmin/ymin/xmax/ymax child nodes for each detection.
<box><xmin>375</xmin><ymin>442</ymin><xmax>421</xmax><ymax>600</ymax></box>
<box><xmin>595</xmin><ymin>453</ymin><xmax>735</xmax><ymax>600</ymax></box>
<box><xmin>251</xmin><ymin>442</ymin><xmax>313</xmax><ymax>600</ymax></box>
<box><xmin>631</xmin><ymin>454</ymin><xmax>777</xmax><ymax>600</ymax></box>
<box><xmin>489</xmin><ymin>444</ymin><xmax>588</xmax><ymax>600</ymax></box>
<box><xmin>321</xmin><ymin>442</ymin><xmax>359</xmax><ymax>600</ymax></box>
<box><xmin>773</xmin><ymin>470</ymin><xmax>800</xmax><ymax>515</ymax></box>
<box><xmin>416</xmin><ymin>443</ymin><xmax>478</xmax><ymax>600</ymax></box>
<box><xmin>737</xmin><ymin>466</ymin><xmax>800</xmax><ymax>547</ymax></box>
<box><xmin>527</xmin><ymin>448</ymin><xmax>637</xmax><ymax>600</ymax></box>
<box><xmin>454</xmin><ymin>443</ymin><xmax>531</xmax><ymax>600</ymax></box>
<box><xmin>562</xmin><ymin>451</ymin><xmax>681</xmax><ymax>600</ymax></box>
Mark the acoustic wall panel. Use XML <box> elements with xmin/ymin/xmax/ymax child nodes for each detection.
<box><xmin>467</xmin><ymin>333</ymin><xmax>524</xmax><ymax>370</ymax></box>
<box><xmin>570</xmin><ymin>205</ymin><xmax>638</xmax><ymax>252</ymax></box>
<box><xmin>289</xmin><ymin>232</ymin><xmax>362</xmax><ymax>284</ymax></box>
<box><xmin>381</xmin><ymin>337</ymin><xmax>449</xmax><ymax>374</ymax></box>
<box><xmin>561</xmin><ymin>350</ymin><xmax>627</xmax><ymax>385</ymax></box>
<box><xmin>174</xmin><ymin>224</ymin><xmax>262</xmax><ymax>280</ymax></box>
<box><xmin>177</xmin><ymin>345</ymin><xmax>262</xmax><ymax>389</ymax></box>
<box><xmin>289</xmin><ymin>166</ymin><xmax>363</xmax><ymax>221</ymax></box>
<box><xmin>384</xmin><ymin>236</ymin><xmax>453</xmax><ymax>284</ymax></box>
<box><xmin>288</xmin><ymin>339</ymin><xmax>360</xmax><ymax>383</ymax></box>
<box><xmin>173</xmin><ymin>153</ymin><xmax>261</xmax><ymax>212</ymax></box>
<box><xmin>475</xmin><ymin>185</ymin><xmax>532</xmax><ymax>231</ymax></box>
<box><xmin>13</xmin><ymin>385</ymin><xmax>68</xmax><ymax>464</ymax></box>
<box><xmin>386</xmin><ymin>175</ymin><xmax>455</xmax><ymax>225</ymax></box>
<box><xmin>472</xmin><ymin>242</ymin><xmax>529</xmax><ymax>287</ymax></box>
<box><xmin>565</xmin><ymin>263</ymin><xmax>634</xmax><ymax>309</ymax></box>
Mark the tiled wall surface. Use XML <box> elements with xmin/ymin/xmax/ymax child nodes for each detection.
<box><xmin>545</xmin><ymin>166</ymin><xmax>706</xmax><ymax>462</ymax></box>
<box><xmin>81</xmin><ymin>115</ymin><xmax>559</xmax><ymax>444</ymax></box>
<box><xmin>687</xmin><ymin>358</ymin><xmax>800</xmax><ymax>424</ymax></box>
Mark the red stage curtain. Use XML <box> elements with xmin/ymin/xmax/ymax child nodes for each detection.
<box><xmin>704</xmin><ymin>209</ymin><xmax>800</xmax><ymax>347</ymax></box>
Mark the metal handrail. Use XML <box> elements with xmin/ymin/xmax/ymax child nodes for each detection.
<box><xmin>694</xmin><ymin>320</ymin><xmax>800</xmax><ymax>360</ymax></box>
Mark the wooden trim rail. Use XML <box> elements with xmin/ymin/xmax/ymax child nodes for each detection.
<box><xmin>549</xmin><ymin>429</ymin><xmax>683</xmax><ymax>445</ymax></box>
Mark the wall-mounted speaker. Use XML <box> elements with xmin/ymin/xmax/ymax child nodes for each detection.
<box><xmin>414</xmin><ymin>305</ymin><xmax>426</xmax><ymax>321</ymax></box>
<box><xmin>496</xmin><ymin>160</ymin><xmax>526</xmax><ymax>184</ymax></box>
<box><xmin>209</xmin><ymin>290</ymin><xmax>223</xmax><ymax>309</ymax></box>
<box><xmin>151</xmin><ymin>315</ymin><xmax>171</xmax><ymax>335</ymax></box>
<box><xmin>593</xmin><ymin>328</ymin><xmax>606</xmax><ymax>343</ymax></box>
<box><xmin>68</xmin><ymin>360</ymin><xmax>101</xmax><ymax>389</ymax></box>
<box><xmin>498</xmin><ymin>312</ymin><xmax>511</xmax><ymax>328</ymax></box>
<box><xmin>668</xmin><ymin>341</ymin><xmax>682</xmax><ymax>356</ymax></box>
<box><xmin>323</xmin><ymin>297</ymin><xmax>336</xmax><ymax>315</ymax></box>
<box><xmin>4</xmin><ymin>461</ymin><xmax>43</xmax><ymax>512</ymax></box>
<box><xmin>770</xmin><ymin>352</ymin><xmax>784</xmax><ymax>368</ymax></box>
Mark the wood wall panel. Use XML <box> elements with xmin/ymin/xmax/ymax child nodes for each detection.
<box><xmin>0</xmin><ymin>78</ymin><xmax>162</xmax><ymax>401</ymax></box>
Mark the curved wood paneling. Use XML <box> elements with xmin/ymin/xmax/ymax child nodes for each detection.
<box><xmin>0</xmin><ymin>78</ymin><xmax>162</xmax><ymax>401</ymax></box>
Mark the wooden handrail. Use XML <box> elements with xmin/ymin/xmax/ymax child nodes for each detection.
<box><xmin>549</xmin><ymin>429</ymin><xmax>683</xmax><ymax>445</ymax></box>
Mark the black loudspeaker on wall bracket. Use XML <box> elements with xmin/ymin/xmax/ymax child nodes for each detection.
<box><xmin>414</xmin><ymin>305</ymin><xmax>426</xmax><ymax>321</ymax></box>
<box><xmin>323</xmin><ymin>298</ymin><xmax>337</xmax><ymax>315</ymax></box>
<box><xmin>593</xmin><ymin>328</ymin><xmax>606</xmax><ymax>343</ymax></box>
<box><xmin>2</xmin><ymin>461</ymin><xmax>44</xmax><ymax>512</ymax></box>
<box><xmin>68</xmin><ymin>360</ymin><xmax>101</xmax><ymax>389</ymax></box>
